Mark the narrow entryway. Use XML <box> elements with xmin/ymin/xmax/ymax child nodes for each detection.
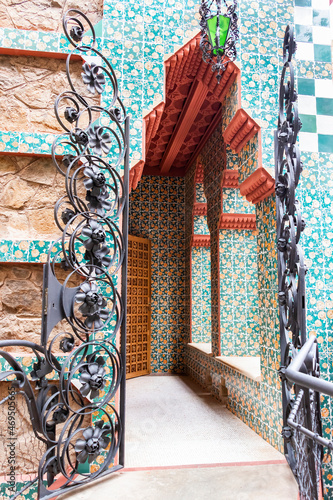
<box><xmin>125</xmin><ymin>375</ymin><xmax>284</xmax><ymax>467</ymax></box>
<box><xmin>63</xmin><ymin>376</ymin><xmax>298</xmax><ymax>500</ymax></box>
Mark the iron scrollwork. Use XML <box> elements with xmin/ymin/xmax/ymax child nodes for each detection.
<box><xmin>0</xmin><ymin>9</ymin><xmax>129</xmax><ymax>499</ymax></box>
<box><xmin>275</xmin><ymin>25</ymin><xmax>333</xmax><ymax>500</ymax></box>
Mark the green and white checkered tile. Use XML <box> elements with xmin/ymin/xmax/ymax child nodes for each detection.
<box><xmin>295</xmin><ymin>0</ymin><xmax>333</xmax><ymax>153</ymax></box>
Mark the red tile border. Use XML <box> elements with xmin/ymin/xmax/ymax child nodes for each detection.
<box><xmin>0</xmin><ymin>47</ymin><xmax>82</xmax><ymax>60</ymax></box>
<box><xmin>193</xmin><ymin>203</ymin><xmax>207</xmax><ymax>215</ymax></box>
<box><xmin>194</xmin><ymin>162</ymin><xmax>204</xmax><ymax>183</ymax></box>
<box><xmin>123</xmin><ymin>459</ymin><xmax>287</xmax><ymax>472</ymax></box>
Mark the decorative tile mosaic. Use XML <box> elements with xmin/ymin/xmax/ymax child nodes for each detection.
<box><xmin>200</xmin><ymin>122</ymin><xmax>225</xmax><ymax>357</ymax></box>
<box><xmin>0</xmin><ymin>481</ymin><xmax>38</xmax><ymax>500</ymax></box>
<box><xmin>185</xmin><ymin>162</ymin><xmax>197</xmax><ymax>347</ymax></box>
<box><xmin>222</xmin><ymin>187</ymin><xmax>255</xmax><ymax>214</ymax></box>
<box><xmin>129</xmin><ymin>176</ymin><xmax>186</xmax><ymax>373</ymax></box>
<box><xmin>1</xmin><ymin>0</ymin><xmax>333</xmax><ymax>494</ymax></box>
<box><xmin>195</xmin><ymin>182</ymin><xmax>206</xmax><ymax>203</ymax></box>
<box><xmin>295</xmin><ymin>2</ymin><xmax>333</xmax><ymax>154</ymax></box>
<box><xmin>191</xmin><ymin>247</ymin><xmax>211</xmax><ymax>343</ymax></box>
<box><xmin>0</xmin><ymin>27</ymin><xmax>72</xmax><ymax>54</ymax></box>
<box><xmin>256</xmin><ymin>195</ymin><xmax>283</xmax><ymax>452</ymax></box>
<box><xmin>222</xmin><ymin>79</ymin><xmax>239</xmax><ymax>134</ymax></box>
<box><xmin>238</xmin><ymin>134</ymin><xmax>261</xmax><ymax>183</ymax></box>
<box><xmin>219</xmin><ymin>229</ymin><xmax>260</xmax><ymax>356</ymax></box>
<box><xmin>193</xmin><ymin>215</ymin><xmax>209</xmax><ymax>235</ymax></box>
<box><xmin>185</xmin><ymin>345</ymin><xmax>266</xmax><ymax>445</ymax></box>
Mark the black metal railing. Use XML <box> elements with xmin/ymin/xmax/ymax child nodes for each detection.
<box><xmin>0</xmin><ymin>10</ymin><xmax>129</xmax><ymax>499</ymax></box>
<box><xmin>275</xmin><ymin>25</ymin><xmax>333</xmax><ymax>500</ymax></box>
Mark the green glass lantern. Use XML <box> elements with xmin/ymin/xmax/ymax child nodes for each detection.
<box><xmin>206</xmin><ymin>14</ymin><xmax>231</xmax><ymax>56</ymax></box>
<box><xmin>199</xmin><ymin>0</ymin><xmax>238</xmax><ymax>82</ymax></box>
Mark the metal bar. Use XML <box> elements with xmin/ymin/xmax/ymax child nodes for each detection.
<box><xmin>0</xmin><ymin>10</ymin><xmax>130</xmax><ymax>499</ymax></box>
<box><xmin>119</xmin><ymin>114</ymin><xmax>130</xmax><ymax>467</ymax></box>
<box><xmin>287</xmin><ymin>389</ymin><xmax>333</xmax><ymax>449</ymax></box>
<box><xmin>275</xmin><ymin>25</ymin><xmax>326</xmax><ymax>500</ymax></box>
<box><xmin>285</xmin><ymin>337</ymin><xmax>333</xmax><ymax>397</ymax></box>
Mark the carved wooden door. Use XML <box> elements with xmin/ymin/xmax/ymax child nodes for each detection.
<box><xmin>126</xmin><ymin>235</ymin><xmax>151</xmax><ymax>379</ymax></box>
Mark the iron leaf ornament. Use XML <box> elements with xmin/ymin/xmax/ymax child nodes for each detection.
<box><xmin>0</xmin><ymin>8</ymin><xmax>129</xmax><ymax>500</ymax></box>
<box><xmin>275</xmin><ymin>25</ymin><xmax>333</xmax><ymax>500</ymax></box>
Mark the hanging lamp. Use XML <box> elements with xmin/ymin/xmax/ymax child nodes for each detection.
<box><xmin>199</xmin><ymin>0</ymin><xmax>239</xmax><ymax>83</ymax></box>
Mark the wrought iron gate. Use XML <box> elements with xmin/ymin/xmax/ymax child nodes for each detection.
<box><xmin>0</xmin><ymin>10</ymin><xmax>128</xmax><ymax>499</ymax></box>
<box><xmin>276</xmin><ymin>25</ymin><xmax>333</xmax><ymax>500</ymax></box>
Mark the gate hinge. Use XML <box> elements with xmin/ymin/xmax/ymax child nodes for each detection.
<box><xmin>44</xmin><ymin>288</ymin><xmax>48</xmax><ymax>315</ymax></box>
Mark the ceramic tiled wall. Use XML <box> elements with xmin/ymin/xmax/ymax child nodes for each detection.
<box><xmin>191</xmin><ymin>247</ymin><xmax>211</xmax><ymax>343</ymax></box>
<box><xmin>222</xmin><ymin>188</ymin><xmax>255</xmax><ymax>214</ymax></box>
<box><xmin>294</xmin><ymin>2</ymin><xmax>333</xmax><ymax>496</ymax></box>
<box><xmin>128</xmin><ymin>175</ymin><xmax>186</xmax><ymax>373</ymax></box>
<box><xmin>219</xmin><ymin>230</ymin><xmax>260</xmax><ymax>356</ymax></box>
<box><xmin>1</xmin><ymin>0</ymin><xmax>333</xmax><ymax>497</ymax></box>
<box><xmin>201</xmin><ymin>122</ymin><xmax>225</xmax><ymax>356</ymax></box>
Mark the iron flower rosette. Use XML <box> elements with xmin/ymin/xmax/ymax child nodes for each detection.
<box><xmin>75</xmin><ymin>282</ymin><xmax>109</xmax><ymax>330</ymax></box>
<box><xmin>75</xmin><ymin>421</ymin><xmax>111</xmax><ymax>463</ymax></box>
<box><xmin>84</xmin><ymin>165</ymin><xmax>112</xmax><ymax>215</ymax></box>
<box><xmin>78</xmin><ymin>353</ymin><xmax>107</xmax><ymax>399</ymax></box>
<box><xmin>82</xmin><ymin>62</ymin><xmax>106</xmax><ymax>95</ymax></box>
<box><xmin>15</xmin><ymin>7</ymin><xmax>130</xmax><ymax>499</ymax></box>
<box><xmin>0</xmin><ymin>7</ymin><xmax>129</xmax><ymax>500</ymax></box>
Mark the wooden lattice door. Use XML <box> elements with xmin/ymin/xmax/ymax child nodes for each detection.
<box><xmin>126</xmin><ymin>235</ymin><xmax>151</xmax><ymax>379</ymax></box>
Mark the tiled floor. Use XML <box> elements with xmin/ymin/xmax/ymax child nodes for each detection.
<box><xmin>62</xmin><ymin>375</ymin><xmax>298</xmax><ymax>500</ymax></box>
<box><xmin>124</xmin><ymin>375</ymin><xmax>284</xmax><ymax>467</ymax></box>
<box><xmin>62</xmin><ymin>464</ymin><xmax>298</xmax><ymax>500</ymax></box>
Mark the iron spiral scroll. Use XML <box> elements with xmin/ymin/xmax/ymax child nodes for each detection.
<box><xmin>275</xmin><ymin>25</ymin><xmax>333</xmax><ymax>500</ymax></box>
<box><xmin>0</xmin><ymin>10</ymin><xmax>129</xmax><ymax>500</ymax></box>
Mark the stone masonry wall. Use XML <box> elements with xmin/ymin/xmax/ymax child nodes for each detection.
<box><xmin>0</xmin><ymin>55</ymin><xmax>99</xmax><ymax>134</ymax></box>
<box><xmin>0</xmin><ymin>0</ymin><xmax>103</xmax><ymax>32</ymax></box>
<box><xmin>0</xmin><ymin>263</ymin><xmax>81</xmax><ymax>354</ymax></box>
<box><xmin>0</xmin><ymin>156</ymin><xmax>64</xmax><ymax>240</ymax></box>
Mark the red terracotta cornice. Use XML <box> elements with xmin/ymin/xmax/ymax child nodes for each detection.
<box><xmin>160</xmin><ymin>79</ymin><xmax>209</xmax><ymax>174</ymax></box>
<box><xmin>193</xmin><ymin>203</ymin><xmax>207</xmax><ymax>215</ymax></box>
<box><xmin>219</xmin><ymin>213</ymin><xmax>256</xmax><ymax>230</ymax></box>
<box><xmin>191</xmin><ymin>234</ymin><xmax>210</xmax><ymax>247</ymax></box>
<box><xmin>144</xmin><ymin>102</ymin><xmax>165</xmax><ymax>154</ymax></box>
<box><xmin>239</xmin><ymin>167</ymin><xmax>275</xmax><ymax>204</ymax></box>
<box><xmin>222</xmin><ymin>169</ymin><xmax>239</xmax><ymax>188</ymax></box>
<box><xmin>223</xmin><ymin>109</ymin><xmax>260</xmax><ymax>153</ymax></box>
<box><xmin>129</xmin><ymin>160</ymin><xmax>144</xmax><ymax>193</ymax></box>
<box><xmin>195</xmin><ymin>161</ymin><xmax>204</xmax><ymax>183</ymax></box>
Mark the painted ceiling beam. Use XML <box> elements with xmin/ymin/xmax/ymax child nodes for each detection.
<box><xmin>184</xmin><ymin>107</ymin><xmax>223</xmax><ymax>173</ymax></box>
<box><xmin>159</xmin><ymin>78</ymin><xmax>209</xmax><ymax>174</ymax></box>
